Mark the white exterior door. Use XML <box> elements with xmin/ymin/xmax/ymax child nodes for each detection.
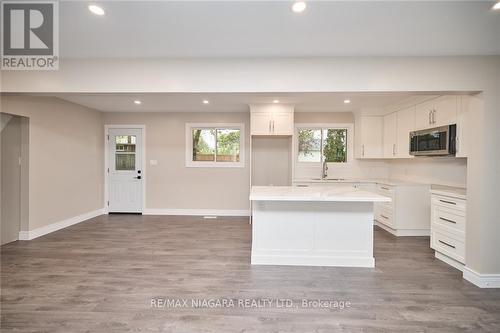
<box><xmin>108</xmin><ymin>128</ymin><xmax>143</xmax><ymax>213</ymax></box>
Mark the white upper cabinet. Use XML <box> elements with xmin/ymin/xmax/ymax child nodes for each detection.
<box><xmin>395</xmin><ymin>106</ymin><xmax>415</xmax><ymax>158</ymax></box>
<box><xmin>250</xmin><ymin>105</ymin><xmax>294</xmax><ymax>136</ymax></box>
<box><xmin>383</xmin><ymin>112</ymin><xmax>397</xmax><ymax>158</ymax></box>
<box><xmin>250</xmin><ymin>112</ymin><xmax>273</xmax><ymax>136</ymax></box>
<box><xmin>271</xmin><ymin>111</ymin><xmax>294</xmax><ymax>135</ymax></box>
<box><xmin>355</xmin><ymin>115</ymin><xmax>383</xmax><ymax>158</ymax></box>
<box><xmin>415</xmin><ymin>96</ymin><xmax>458</xmax><ymax>130</ymax></box>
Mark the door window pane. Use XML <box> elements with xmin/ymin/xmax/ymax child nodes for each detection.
<box><xmin>116</xmin><ymin>135</ymin><xmax>136</xmax><ymax>152</ymax></box>
<box><xmin>192</xmin><ymin>129</ymin><xmax>216</xmax><ymax>161</ymax></box>
<box><xmin>298</xmin><ymin>129</ymin><xmax>321</xmax><ymax>162</ymax></box>
<box><xmin>115</xmin><ymin>135</ymin><xmax>136</xmax><ymax>170</ymax></box>
<box><xmin>323</xmin><ymin>129</ymin><xmax>347</xmax><ymax>163</ymax></box>
<box><xmin>216</xmin><ymin>129</ymin><xmax>240</xmax><ymax>162</ymax></box>
<box><xmin>116</xmin><ymin>154</ymin><xmax>136</xmax><ymax>171</ymax></box>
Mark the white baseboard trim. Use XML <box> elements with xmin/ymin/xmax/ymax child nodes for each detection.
<box><xmin>143</xmin><ymin>208</ymin><xmax>251</xmax><ymax>217</ymax></box>
<box><xmin>375</xmin><ymin>221</ymin><xmax>430</xmax><ymax>236</ymax></box>
<box><xmin>463</xmin><ymin>267</ymin><xmax>500</xmax><ymax>288</ymax></box>
<box><xmin>435</xmin><ymin>251</ymin><xmax>464</xmax><ymax>272</ymax></box>
<box><xmin>18</xmin><ymin>208</ymin><xmax>105</xmax><ymax>241</ymax></box>
<box><xmin>251</xmin><ymin>254</ymin><xmax>375</xmax><ymax>268</ymax></box>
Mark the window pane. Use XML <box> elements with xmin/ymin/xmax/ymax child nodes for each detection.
<box><xmin>298</xmin><ymin>129</ymin><xmax>321</xmax><ymax>162</ymax></box>
<box><xmin>216</xmin><ymin>129</ymin><xmax>240</xmax><ymax>162</ymax></box>
<box><xmin>116</xmin><ymin>154</ymin><xmax>136</xmax><ymax>170</ymax></box>
<box><xmin>323</xmin><ymin>129</ymin><xmax>347</xmax><ymax>163</ymax></box>
<box><xmin>192</xmin><ymin>129</ymin><xmax>215</xmax><ymax>161</ymax></box>
<box><xmin>116</xmin><ymin>135</ymin><xmax>136</xmax><ymax>152</ymax></box>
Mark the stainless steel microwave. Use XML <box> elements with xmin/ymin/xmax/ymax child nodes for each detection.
<box><xmin>410</xmin><ymin>124</ymin><xmax>457</xmax><ymax>156</ymax></box>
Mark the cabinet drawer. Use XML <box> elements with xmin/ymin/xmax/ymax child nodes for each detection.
<box><xmin>431</xmin><ymin>194</ymin><xmax>466</xmax><ymax>212</ymax></box>
<box><xmin>376</xmin><ymin>206</ymin><xmax>395</xmax><ymax>229</ymax></box>
<box><xmin>432</xmin><ymin>205</ymin><xmax>465</xmax><ymax>235</ymax></box>
<box><xmin>377</xmin><ymin>184</ymin><xmax>395</xmax><ymax>199</ymax></box>
<box><xmin>431</xmin><ymin>228</ymin><xmax>465</xmax><ymax>263</ymax></box>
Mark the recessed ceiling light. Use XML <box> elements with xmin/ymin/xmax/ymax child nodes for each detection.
<box><xmin>88</xmin><ymin>5</ymin><xmax>105</xmax><ymax>16</ymax></box>
<box><xmin>344</xmin><ymin>99</ymin><xmax>351</xmax><ymax>104</ymax></box>
<box><xmin>203</xmin><ymin>100</ymin><xmax>210</xmax><ymax>104</ymax></box>
<box><xmin>134</xmin><ymin>100</ymin><xmax>141</xmax><ymax>105</ymax></box>
<box><xmin>493</xmin><ymin>2</ymin><xmax>500</xmax><ymax>10</ymax></box>
<box><xmin>273</xmin><ymin>100</ymin><xmax>280</xmax><ymax>104</ymax></box>
<box><xmin>292</xmin><ymin>2</ymin><xmax>307</xmax><ymax>13</ymax></box>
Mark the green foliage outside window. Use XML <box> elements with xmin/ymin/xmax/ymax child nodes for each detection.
<box><xmin>323</xmin><ymin>129</ymin><xmax>347</xmax><ymax>163</ymax></box>
<box><xmin>298</xmin><ymin>128</ymin><xmax>347</xmax><ymax>163</ymax></box>
<box><xmin>192</xmin><ymin>128</ymin><xmax>240</xmax><ymax>162</ymax></box>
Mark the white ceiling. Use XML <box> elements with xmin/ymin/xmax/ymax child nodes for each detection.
<box><xmin>51</xmin><ymin>92</ymin><xmax>434</xmax><ymax>113</ymax></box>
<box><xmin>60</xmin><ymin>1</ymin><xmax>500</xmax><ymax>58</ymax></box>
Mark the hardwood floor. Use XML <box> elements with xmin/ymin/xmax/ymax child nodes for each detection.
<box><xmin>1</xmin><ymin>214</ymin><xmax>500</xmax><ymax>332</ymax></box>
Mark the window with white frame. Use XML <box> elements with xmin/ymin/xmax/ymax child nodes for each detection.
<box><xmin>186</xmin><ymin>123</ymin><xmax>245</xmax><ymax>167</ymax></box>
<box><xmin>296</xmin><ymin>124</ymin><xmax>353</xmax><ymax>165</ymax></box>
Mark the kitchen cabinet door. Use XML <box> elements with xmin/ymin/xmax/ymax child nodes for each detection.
<box><xmin>396</xmin><ymin>106</ymin><xmax>415</xmax><ymax>158</ymax></box>
<box><xmin>415</xmin><ymin>96</ymin><xmax>458</xmax><ymax>130</ymax></box>
<box><xmin>250</xmin><ymin>112</ymin><xmax>272</xmax><ymax>135</ymax></box>
<box><xmin>383</xmin><ymin>112</ymin><xmax>397</xmax><ymax>158</ymax></box>
<box><xmin>415</xmin><ymin>99</ymin><xmax>434</xmax><ymax>130</ymax></box>
<box><xmin>272</xmin><ymin>111</ymin><xmax>294</xmax><ymax>135</ymax></box>
<box><xmin>433</xmin><ymin>96</ymin><xmax>458</xmax><ymax>127</ymax></box>
<box><xmin>358</xmin><ymin>116</ymin><xmax>383</xmax><ymax>158</ymax></box>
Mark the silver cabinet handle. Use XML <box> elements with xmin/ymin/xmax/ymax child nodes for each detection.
<box><xmin>269</xmin><ymin>120</ymin><xmax>271</xmax><ymax>133</ymax></box>
<box><xmin>392</xmin><ymin>143</ymin><xmax>396</xmax><ymax>156</ymax></box>
<box><xmin>438</xmin><ymin>240</ymin><xmax>456</xmax><ymax>249</ymax></box>
<box><xmin>439</xmin><ymin>217</ymin><xmax>457</xmax><ymax>224</ymax></box>
<box><xmin>432</xmin><ymin>109</ymin><xmax>436</xmax><ymax>124</ymax></box>
<box><xmin>272</xmin><ymin>120</ymin><xmax>275</xmax><ymax>133</ymax></box>
<box><xmin>429</xmin><ymin>110</ymin><xmax>432</xmax><ymax>124</ymax></box>
<box><xmin>380</xmin><ymin>186</ymin><xmax>390</xmax><ymax>190</ymax></box>
<box><xmin>439</xmin><ymin>199</ymin><xmax>456</xmax><ymax>205</ymax></box>
<box><xmin>362</xmin><ymin>144</ymin><xmax>365</xmax><ymax>157</ymax></box>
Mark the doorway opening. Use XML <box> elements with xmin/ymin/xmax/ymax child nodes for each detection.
<box><xmin>1</xmin><ymin>113</ymin><xmax>29</xmax><ymax>245</ymax></box>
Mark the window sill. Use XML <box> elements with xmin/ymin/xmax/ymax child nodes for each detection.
<box><xmin>186</xmin><ymin>162</ymin><xmax>245</xmax><ymax>168</ymax></box>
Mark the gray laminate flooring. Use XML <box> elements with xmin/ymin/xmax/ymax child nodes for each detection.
<box><xmin>1</xmin><ymin>214</ymin><xmax>500</xmax><ymax>332</ymax></box>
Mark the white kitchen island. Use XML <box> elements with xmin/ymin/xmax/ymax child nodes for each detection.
<box><xmin>250</xmin><ymin>186</ymin><xmax>391</xmax><ymax>268</ymax></box>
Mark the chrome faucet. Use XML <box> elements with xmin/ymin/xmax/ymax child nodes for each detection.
<box><xmin>321</xmin><ymin>160</ymin><xmax>328</xmax><ymax>179</ymax></box>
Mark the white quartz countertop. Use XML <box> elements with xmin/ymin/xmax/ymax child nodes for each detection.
<box><xmin>292</xmin><ymin>178</ymin><xmax>426</xmax><ymax>186</ymax></box>
<box><xmin>250</xmin><ymin>186</ymin><xmax>392</xmax><ymax>202</ymax></box>
<box><xmin>430</xmin><ymin>185</ymin><xmax>467</xmax><ymax>200</ymax></box>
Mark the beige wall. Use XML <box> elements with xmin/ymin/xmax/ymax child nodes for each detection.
<box><xmin>0</xmin><ymin>95</ymin><xmax>104</xmax><ymax>230</ymax></box>
<box><xmin>252</xmin><ymin>137</ymin><xmax>292</xmax><ymax>186</ymax></box>
<box><xmin>103</xmin><ymin>112</ymin><xmax>250</xmax><ymax>212</ymax></box>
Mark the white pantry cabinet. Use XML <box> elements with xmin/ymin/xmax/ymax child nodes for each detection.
<box><xmin>395</xmin><ymin>106</ymin><xmax>415</xmax><ymax>158</ymax></box>
<box><xmin>383</xmin><ymin>112</ymin><xmax>397</xmax><ymax>158</ymax></box>
<box><xmin>250</xmin><ymin>105</ymin><xmax>294</xmax><ymax>136</ymax></box>
<box><xmin>354</xmin><ymin>115</ymin><xmax>383</xmax><ymax>158</ymax></box>
<box><xmin>415</xmin><ymin>96</ymin><xmax>458</xmax><ymax>130</ymax></box>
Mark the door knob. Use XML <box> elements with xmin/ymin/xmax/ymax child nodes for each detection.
<box><xmin>134</xmin><ymin>176</ymin><xmax>142</xmax><ymax>180</ymax></box>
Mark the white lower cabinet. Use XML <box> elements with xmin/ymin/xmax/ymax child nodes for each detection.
<box><xmin>430</xmin><ymin>193</ymin><xmax>466</xmax><ymax>270</ymax></box>
<box><xmin>373</xmin><ymin>183</ymin><xmax>431</xmax><ymax>236</ymax></box>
